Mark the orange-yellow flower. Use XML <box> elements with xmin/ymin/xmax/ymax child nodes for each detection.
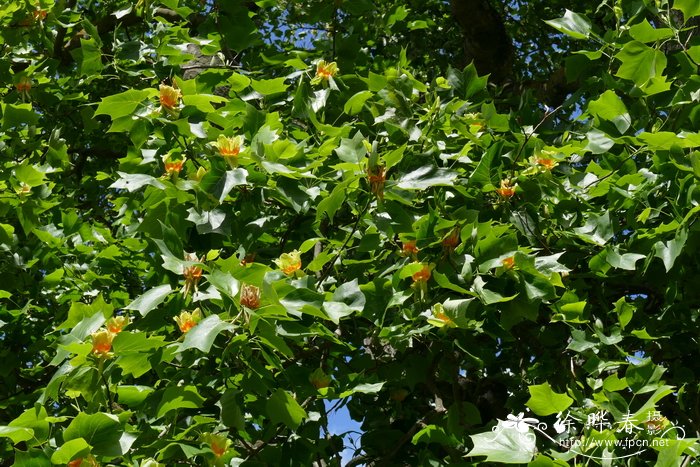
<box><xmin>535</xmin><ymin>157</ymin><xmax>558</xmax><ymax>170</ymax></box>
<box><xmin>174</xmin><ymin>308</ymin><xmax>202</xmax><ymax>333</ymax></box>
<box><xmin>367</xmin><ymin>165</ymin><xmax>386</xmax><ymax>200</ymax></box>
<box><xmin>159</xmin><ymin>83</ymin><xmax>181</xmax><ymax>110</ymax></box>
<box><xmin>32</xmin><ymin>9</ymin><xmax>47</xmax><ymax>21</ymax></box>
<box><xmin>214</xmin><ymin>135</ymin><xmax>244</xmax><ymax>157</ymax></box>
<box><xmin>435</xmin><ymin>311</ymin><xmax>453</xmax><ymax>325</ymax></box>
<box><xmin>644</xmin><ymin>416</ymin><xmax>667</xmax><ymax>432</ymax></box>
<box><xmin>91</xmin><ymin>329</ymin><xmax>114</xmax><ymax>356</ymax></box>
<box><xmin>412</xmin><ymin>263</ymin><xmax>431</xmax><ymax>283</ymax></box>
<box><xmin>309</xmin><ymin>368</ymin><xmax>332</xmax><ymax>389</ymax></box>
<box><xmin>19</xmin><ymin>8</ymin><xmax>47</xmax><ymax>26</ymax></box>
<box><xmin>442</xmin><ymin>227</ymin><xmax>461</xmax><ymax>251</ymax></box>
<box><xmin>502</xmin><ymin>256</ymin><xmax>515</xmax><ymax>269</ymax></box>
<box><xmin>16</xmin><ymin>76</ymin><xmax>32</xmax><ymax>93</ymax></box>
<box><xmin>68</xmin><ymin>455</ymin><xmax>99</xmax><ymax>467</ymax></box>
<box><xmin>165</xmin><ymin>160</ymin><xmax>183</xmax><ymax>174</ymax></box>
<box><xmin>162</xmin><ymin>154</ymin><xmax>186</xmax><ymax>177</ymax></box>
<box><xmin>311</xmin><ymin>60</ymin><xmax>339</xmax><ymax>85</ymax></box>
<box><xmin>428</xmin><ymin>303</ymin><xmax>457</xmax><ymax>328</ymax></box>
<box><xmin>202</xmin><ymin>433</ymin><xmax>230</xmax><ymax>458</ymax></box>
<box><xmin>182</xmin><ymin>252</ymin><xmax>204</xmax><ymax>295</ymax></box>
<box><xmin>402</xmin><ymin>240</ymin><xmax>419</xmax><ymax>255</ymax></box>
<box><xmin>496</xmin><ymin>179</ymin><xmax>516</xmax><ymax>198</ymax></box>
<box><xmin>16</xmin><ymin>183</ymin><xmax>31</xmax><ymax>196</ymax></box>
<box><xmin>240</xmin><ymin>283</ymin><xmax>261</xmax><ymax>309</ymax></box>
<box><xmin>106</xmin><ymin>316</ymin><xmax>129</xmax><ymax>334</ymax></box>
<box><xmin>390</xmin><ymin>388</ymin><xmax>409</xmax><ymax>402</ymax></box>
<box><xmin>240</xmin><ymin>252</ymin><xmax>256</xmax><ymax>266</ymax></box>
<box><xmin>274</xmin><ymin>250</ymin><xmax>302</xmax><ymax>275</ymax></box>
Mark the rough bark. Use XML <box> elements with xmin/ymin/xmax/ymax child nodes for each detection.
<box><xmin>450</xmin><ymin>0</ymin><xmax>514</xmax><ymax>84</ymax></box>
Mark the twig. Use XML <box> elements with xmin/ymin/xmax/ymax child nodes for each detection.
<box><xmin>381</xmin><ymin>406</ymin><xmax>447</xmax><ymax>462</ymax></box>
<box><xmin>180</xmin><ymin>64</ymin><xmax>240</xmax><ymax>70</ymax></box>
<box><xmin>317</xmin><ymin>197</ymin><xmax>371</xmax><ymax>288</ymax></box>
<box><xmin>510</xmin><ymin>105</ymin><xmax>562</xmax><ymax>173</ymax></box>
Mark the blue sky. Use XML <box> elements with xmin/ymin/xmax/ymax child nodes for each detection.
<box><xmin>326</xmin><ymin>399</ymin><xmax>363</xmax><ymax>465</ymax></box>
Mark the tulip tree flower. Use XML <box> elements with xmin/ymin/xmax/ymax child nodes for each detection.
<box><xmin>16</xmin><ymin>75</ymin><xmax>31</xmax><ymax>101</ymax></box>
<box><xmin>106</xmin><ymin>316</ymin><xmax>129</xmax><ymax>334</ymax></box>
<box><xmin>311</xmin><ymin>60</ymin><xmax>339</xmax><ymax>85</ymax></box>
<box><xmin>213</xmin><ymin>135</ymin><xmax>244</xmax><ymax>168</ymax></box>
<box><xmin>239</xmin><ymin>283</ymin><xmax>261</xmax><ymax>309</ymax></box>
<box><xmin>162</xmin><ymin>154</ymin><xmax>186</xmax><ymax>178</ymax></box>
<box><xmin>201</xmin><ymin>432</ymin><xmax>231</xmax><ymax>458</ymax></box>
<box><xmin>174</xmin><ymin>308</ymin><xmax>202</xmax><ymax>333</ymax></box>
<box><xmin>496</xmin><ymin>179</ymin><xmax>517</xmax><ymax>198</ymax></box>
<box><xmin>309</xmin><ymin>368</ymin><xmax>332</xmax><ymax>389</ymax></box>
<box><xmin>274</xmin><ymin>250</ymin><xmax>302</xmax><ymax>276</ymax></box>
<box><xmin>401</xmin><ymin>240</ymin><xmax>419</xmax><ymax>256</ymax></box>
<box><xmin>159</xmin><ymin>83</ymin><xmax>181</xmax><ymax>116</ymax></box>
<box><xmin>182</xmin><ymin>252</ymin><xmax>204</xmax><ymax>295</ymax></box>
<box><xmin>367</xmin><ymin>165</ymin><xmax>386</xmax><ymax>200</ymax></box>
<box><xmin>91</xmin><ymin>329</ymin><xmax>114</xmax><ymax>356</ymax></box>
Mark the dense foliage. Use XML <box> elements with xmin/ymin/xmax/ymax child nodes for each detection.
<box><xmin>1</xmin><ymin>0</ymin><xmax>700</xmax><ymax>465</ymax></box>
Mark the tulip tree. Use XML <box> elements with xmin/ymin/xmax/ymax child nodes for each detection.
<box><xmin>1</xmin><ymin>0</ymin><xmax>700</xmax><ymax>465</ymax></box>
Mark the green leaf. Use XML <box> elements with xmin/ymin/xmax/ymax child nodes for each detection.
<box><xmin>587</xmin><ymin>90</ymin><xmax>631</xmax><ymax>134</ymax></box>
<box><xmin>15</xmin><ymin>164</ymin><xmax>45</xmax><ymax>187</ymax></box>
<box><xmin>525</xmin><ymin>382</ymin><xmax>573</xmax><ymax>416</ymax></box>
<box><xmin>411</xmin><ymin>424</ymin><xmax>453</xmax><ymax>446</ymax></box>
<box><xmin>322</xmin><ymin>279</ymin><xmax>366</xmax><ymax>324</ymax></box>
<box><xmin>469</xmin><ymin>141</ymin><xmax>500</xmax><ymax>186</ymax></box>
<box><xmin>574</xmin><ymin>211</ymin><xmax>614</xmax><ymax>245</ymax></box>
<box><xmin>339</xmin><ymin>382</ymin><xmax>385</xmax><ymax>398</ymax></box>
<box><xmin>468</xmin><ymin>421</ymin><xmax>537</xmax><ymax>463</ymax></box>
<box><xmin>94</xmin><ymin>89</ymin><xmax>154</xmax><ymax>120</ymax></box>
<box><xmin>124</xmin><ymin>284</ymin><xmax>172</xmax><ymax>317</ymax></box>
<box><xmin>605</xmin><ymin>247</ymin><xmax>645</xmax><ymax>270</ymax></box>
<box><xmin>396</xmin><ymin>166</ymin><xmax>458</xmax><ymax>190</ymax></box>
<box><xmin>336</xmin><ymin>131</ymin><xmax>367</xmax><ymax>163</ymax></box>
<box><xmin>614</xmin><ymin>297</ymin><xmax>635</xmax><ymax>329</ymax></box>
<box><xmin>63</xmin><ymin>412</ymin><xmax>123</xmax><ymax>456</ymax></box>
<box><xmin>110</xmin><ymin>172</ymin><xmax>166</xmax><ymax>192</ymax></box>
<box><xmin>544</xmin><ymin>10</ymin><xmax>592</xmax><ymax>40</ymax></box>
<box><xmin>206</xmin><ymin>270</ymin><xmax>240</xmax><ymax>299</ymax></box>
<box><xmin>51</xmin><ymin>438</ymin><xmax>91</xmax><ymax>464</ymax></box>
<box><xmin>654</xmin><ymin>439</ymin><xmax>698</xmax><ymax>466</ymax></box>
<box><xmin>182</xmin><ymin>93</ymin><xmax>228</xmax><ymax>113</ymax></box>
<box><xmin>116</xmin><ymin>385</ymin><xmax>154</xmax><ymax>407</ymax></box>
<box><xmin>344</xmin><ymin>90</ymin><xmax>373</xmax><ymax>115</ymax></box>
<box><xmin>586</xmin><ymin>129</ymin><xmax>615</xmax><ymax>154</ymax></box>
<box><xmin>446</xmin><ymin>63</ymin><xmax>488</xmax><ymax>99</ymax></box>
<box><xmin>220</xmin><ymin>389</ymin><xmax>245</xmax><ymax>430</ymax></box>
<box><xmin>0</xmin><ymin>426</ymin><xmax>34</xmax><ymax>444</ymax></box>
<box><xmin>674</xmin><ymin>0</ymin><xmax>700</xmax><ymax>20</ymax></box>
<box><xmin>654</xmin><ymin>229</ymin><xmax>688</xmax><ymax>272</ymax></box>
<box><xmin>615</xmin><ymin>41</ymin><xmax>667</xmax><ymax>85</ymax></box>
<box><xmin>179</xmin><ymin>314</ymin><xmax>235</xmax><ymax>353</ymax></box>
<box><xmin>266</xmin><ymin>389</ymin><xmax>307</xmax><ymax>429</ymax></box>
<box><xmin>75</xmin><ymin>38</ymin><xmax>103</xmax><ymax>76</ymax></box>
<box><xmin>156</xmin><ymin>385</ymin><xmax>205</xmax><ymax>418</ymax></box>
<box><xmin>473</xmin><ymin>276</ymin><xmax>518</xmax><ymax>304</ymax></box>
<box><xmin>628</xmin><ymin>19</ymin><xmax>673</xmax><ymax>43</ymax></box>
<box><xmin>228</xmin><ymin>73</ymin><xmax>251</xmax><ymax>92</ymax></box>
<box><xmin>9</xmin><ymin>406</ymin><xmax>49</xmax><ymax>444</ymax></box>
<box><xmin>215</xmin><ymin>168</ymin><xmax>248</xmax><ymax>202</ymax></box>
<box><xmin>113</xmin><ymin>332</ymin><xmax>167</xmax><ymax>353</ymax></box>
<box><xmin>2</xmin><ymin>103</ymin><xmax>39</xmax><ymax>129</ymax></box>
<box><xmin>316</xmin><ymin>180</ymin><xmax>348</xmax><ymax>223</ymax></box>
<box><xmin>251</xmin><ymin>77</ymin><xmax>289</xmax><ymax>95</ymax></box>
